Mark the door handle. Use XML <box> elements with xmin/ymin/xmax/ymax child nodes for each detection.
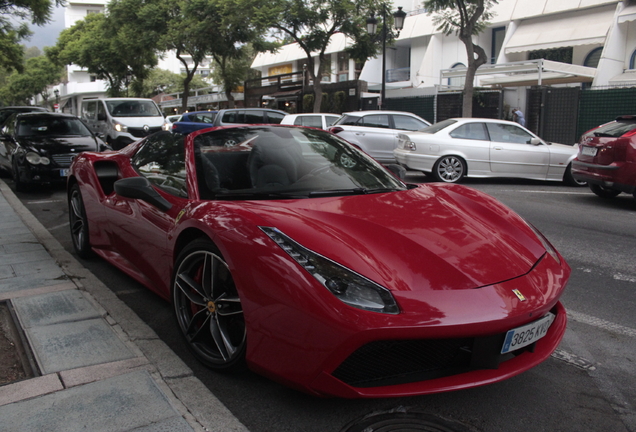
<box><xmin>494</xmin><ymin>146</ymin><xmax>503</xmax><ymax>150</ymax></box>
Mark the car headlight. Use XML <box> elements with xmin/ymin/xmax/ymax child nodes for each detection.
<box><xmin>405</xmin><ymin>140</ymin><xmax>416</xmax><ymax>151</ymax></box>
<box><xmin>25</xmin><ymin>152</ymin><xmax>50</xmax><ymax>165</ymax></box>
<box><xmin>114</xmin><ymin>122</ymin><xmax>128</xmax><ymax>132</ymax></box>
<box><xmin>526</xmin><ymin>223</ymin><xmax>561</xmax><ymax>265</ymax></box>
<box><xmin>261</xmin><ymin>227</ymin><xmax>399</xmax><ymax>314</ymax></box>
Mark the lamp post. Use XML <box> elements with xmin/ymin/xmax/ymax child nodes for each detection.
<box><xmin>366</xmin><ymin>6</ymin><xmax>406</xmax><ymax>110</ymax></box>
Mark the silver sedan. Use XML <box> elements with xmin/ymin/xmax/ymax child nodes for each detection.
<box><xmin>394</xmin><ymin>118</ymin><xmax>584</xmax><ymax>185</ymax></box>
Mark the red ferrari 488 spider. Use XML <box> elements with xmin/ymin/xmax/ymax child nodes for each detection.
<box><xmin>67</xmin><ymin>125</ymin><xmax>569</xmax><ymax>398</ymax></box>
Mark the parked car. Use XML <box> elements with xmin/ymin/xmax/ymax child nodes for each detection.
<box><xmin>571</xmin><ymin>115</ymin><xmax>636</xmax><ymax>200</ymax></box>
<box><xmin>211</xmin><ymin>108</ymin><xmax>287</xmax><ymax>127</ymax></box>
<box><xmin>328</xmin><ymin>110</ymin><xmax>431</xmax><ymax>163</ymax></box>
<box><xmin>394</xmin><ymin>118</ymin><xmax>584</xmax><ymax>185</ymax></box>
<box><xmin>67</xmin><ymin>124</ymin><xmax>569</xmax><ymax>398</ymax></box>
<box><xmin>0</xmin><ymin>112</ymin><xmax>108</xmax><ymax>191</ymax></box>
<box><xmin>0</xmin><ymin>106</ymin><xmax>49</xmax><ymax>127</ymax></box>
<box><xmin>281</xmin><ymin>113</ymin><xmax>340</xmax><ymax>130</ymax></box>
<box><xmin>81</xmin><ymin>98</ymin><xmax>165</xmax><ymax>150</ymax></box>
<box><xmin>171</xmin><ymin>111</ymin><xmax>217</xmax><ymax>134</ymax></box>
<box><xmin>162</xmin><ymin>114</ymin><xmax>182</xmax><ymax>131</ymax></box>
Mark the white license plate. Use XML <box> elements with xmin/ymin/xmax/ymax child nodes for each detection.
<box><xmin>60</xmin><ymin>169</ymin><xmax>69</xmax><ymax>177</ymax></box>
<box><xmin>501</xmin><ymin>312</ymin><xmax>555</xmax><ymax>354</ymax></box>
<box><xmin>582</xmin><ymin>146</ymin><xmax>597</xmax><ymax>157</ymax></box>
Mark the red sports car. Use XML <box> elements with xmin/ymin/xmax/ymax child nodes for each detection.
<box><xmin>67</xmin><ymin>125</ymin><xmax>569</xmax><ymax>398</ymax></box>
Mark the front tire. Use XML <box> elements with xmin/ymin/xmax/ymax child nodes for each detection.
<box><xmin>68</xmin><ymin>183</ymin><xmax>93</xmax><ymax>258</ymax></box>
<box><xmin>12</xmin><ymin>163</ymin><xmax>27</xmax><ymax>192</ymax></box>
<box><xmin>589</xmin><ymin>183</ymin><xmax>621</xmax><ymax>198</ymax></box>
<box><xmin>172</xmin><ymin>239</ymin><xmax>246</xmax><ymax>371</ymax></box>
<box><xmin>433</xmin><ymin>156</ymin><xmax>466</xmax><ymax>183</ymax></box>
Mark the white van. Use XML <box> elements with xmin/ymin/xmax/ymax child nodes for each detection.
<box><xmin>81</xmin><ymin>98</ymin><xmax>165</xmax><ymax>149</ymax></box>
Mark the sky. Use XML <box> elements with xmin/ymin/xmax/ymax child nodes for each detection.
<box><xmin>25</xmin><ymin>5</ymin><xmax>65</xmax><ymax>51</ymax></box>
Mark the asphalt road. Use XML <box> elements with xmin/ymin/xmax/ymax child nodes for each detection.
<box><xmin>5</xmin><ymin>173</ymin><xmax>636</xmax><ymax>432</ymax></box>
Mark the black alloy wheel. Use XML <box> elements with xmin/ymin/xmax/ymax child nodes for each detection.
<box><xmin>172</xmin><ymin>239</ymin><xmax>246</xmax><ymax>371</ymax></box>
<box><xmin>68</xmin><ymin>183</ymin><xmax>93</xmax><ymax>258</ymax></box>
<box><xmin>589</xmin><ymin>183</ymin><xmax>621</xmax><ymax>198</ymax></box>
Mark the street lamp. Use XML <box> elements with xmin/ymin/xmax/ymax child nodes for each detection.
<box><xmin>366</xmin><ymin>6</ymin><xmax>406</xmax><ymax>109</ymax></box>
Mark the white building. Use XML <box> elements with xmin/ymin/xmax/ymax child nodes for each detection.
<box><xmin>250</xmin><ymin>0</ymin><xmax>636</xmax><ymax>113</ymax></box>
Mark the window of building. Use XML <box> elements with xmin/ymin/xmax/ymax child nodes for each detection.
<box><xmin>491</xmin><ymin>27</ymin><xmax>505</xmax><ymax>64</ymax></box>
<box><xmin>448</xmin><ymin>63</ymin><xmax>466</xmax><ymax>87</ymax></box>
<box><xmin>630</xmin><ymin>50</ymin><xmax>636</xmax><ymax>69</ymax></box>
<box><xmin>584</xmin><ymin>47</ymin><xmax>603</xmax><ymax>68</ymax></box>
<box><xmin>338</xmin><ymin>52</ymin><xmax>349</xmax><ymax>82</ymax></box>
<box><xmin>86</xmin><ymin>8</ymin><xmax>101</xmax><ymax>15</ymax></box>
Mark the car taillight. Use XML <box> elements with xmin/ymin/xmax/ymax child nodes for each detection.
<box><xmin>329</xmin><ymin>126</ymin><xmax>344</xmax><ymax>134</ymax></box>
<box><xmin>621</xmin><ymin>128</ymin><xmax>636</xmax><ymax>138</ymax></box>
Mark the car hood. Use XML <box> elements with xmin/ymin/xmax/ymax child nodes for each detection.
<box><xmin>241</xmin><ymin>184</ymin><xmax>546</xmax><ymax>292</ymax></box>
<box><xmin>17</xmin><ymin>136</ymin><xmax>99</xmax><ymax>154</ymax></box>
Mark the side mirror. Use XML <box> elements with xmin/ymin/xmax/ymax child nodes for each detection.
<box><xmin>114</xmin><ymin>177</ymin><xmax>172</xmax><ymax>212</ymax></box>
<box><xmin>530</xmin><ymin>137</ymin><xmax>542</xmax><ymax>145</ymax></box>
<box><xmin>385</xmin><ymin>163</ymin><xmax>406</xmax><ymax>180</ymax></box>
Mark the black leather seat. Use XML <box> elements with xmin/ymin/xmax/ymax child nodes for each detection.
<box><xmin>248</xmin><ymin>136</ymin><xmax>303</xmax><ymax>188</ymax></box>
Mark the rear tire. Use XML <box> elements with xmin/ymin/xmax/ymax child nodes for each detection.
<box><xmin>433</xmin><ymin>156</ymin><xmax>465</xmax><ymax>183</ymax></box>
<box><xmin>589</xmin><ymin>183</ymin><xmax>621</xmax><ymax>198</ymax></box>
<box><xmin>563</xmin><ymin>164</ymin><xmax>586</xmax><ymax>187</ymax></box>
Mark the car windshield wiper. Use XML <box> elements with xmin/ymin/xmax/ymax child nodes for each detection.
<box><xmin>307</xmin><ymin>187</ymin><xmax>402</xmax><ymax>197</ymax></box>
<box><xmin>211</xmin><ymin>190</ymin><xmax>307</xmax><ymax>200</ymax></box>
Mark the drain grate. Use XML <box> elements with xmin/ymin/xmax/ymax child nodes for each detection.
<box><xmin>341</xmin><ymin>410</ymin><xmax>477</xmax><ymax>432</ymax></box>
<box><xmin>0</xmin><ymin>301</ymin><xmax>38</xmax><ymax>386</ymax></box>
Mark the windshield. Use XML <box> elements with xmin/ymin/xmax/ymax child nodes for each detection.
<box><xmin>419</xmin><ymin>119</ymin><xmax>457</xmax><ymax>134</ymax></box>
<box><xmin>17</xmin><ymin>116</ymin><xmax>92</xmax><ymax>137</ymax></box>
<box><xmin>105</xmin><ymin>100</ymin><xmax>162</xmax><ymax>117</ymax></box>
<box><xmin>193</xmin><ymin>126</ymin><xmax>406</xmax><ymax>200</ymax></box>
<box><xmin>588</xmin><ymin>120</ymin><xmax>636</xmax><ymax>138</ymax></box>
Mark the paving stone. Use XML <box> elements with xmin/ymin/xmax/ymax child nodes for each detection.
<box><xmin>25</xmin><ymin>318</ymin><xmax>135</xmax><ymax>374</ymax></box>
<box><xmin>13</xmin><ymin>290</ymin><xmax>101</xmax><ymax>328</ymax></box>
<box><xmin>0</xmin><ymin>371</ymin><xmax>192</xmax><ymax>432</ymax></box>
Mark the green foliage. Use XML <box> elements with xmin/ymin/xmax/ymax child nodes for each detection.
<box><xmin>0</xmin><ymin>55</ymin><xmax>63</xmax><ymax>105</ymax></box>
<box><xmin>47</xmin><ymin>12</ymin><xmax>157</xmax><ymax>97</ymax></box>
<box><xmin>303</xmin><ymin>94</ymin><xmax>314</xmax><ymax>112</ymax></box>
<box><xmin>252</xmin><ymin>0</ymin><xmax>386</xmax><ymax>112</ymax></box>
<box><xmin>320</xmin><ymin>92</ymin><xmax>329</xmax><ymax>112</ymax></box>
<box><xmin>333</xmin><ymin>91</ymin><xmax>346</xmax><ymax>113</ymax></box>
<box><xmin>424</xmin><ymin>0</ymin><xmax>496</xmax><ymax>37</ymax></box>
<box><xmin>0</xmin><ymin>0</ymin><xmax>63</xmax><ymax>72</ymax></box>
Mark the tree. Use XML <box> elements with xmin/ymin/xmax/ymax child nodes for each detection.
<box><xmin>47</xmin><ymin>12</ymin><xmax>157</xmax><ymax>96</ymax></box>
<box><xmin>424</xmin><ymin>0</ymin><xmax>495</xmax><ymax>117</ymax></box>
<box><xmin>0</xmin><ymin>55</ymin><xmax>63</xmax><ymax>105</ymax></box>
<box><xmin>140</xmin><ymin>68</ymin><xmax>210</xmax><ymax>98</ymax></box>
<box><xmin>0</xmin><ymin>0</ymin><xmax>63</xmax><ymax>72</ymax></box>
<box><xmin>255</xmin><ymin>0</ymin><xmax>384</xmax><ymax>113</ymax></box>
<box><xmin>211</xmin><ymin>44</ymin><xmax>259</xmax><ymax>108</ymax></box>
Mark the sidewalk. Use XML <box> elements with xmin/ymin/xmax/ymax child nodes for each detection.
<box><xmin>0</xmin><ymin>179</ymin><xmax>250</xmax><ymax>432</ymax></box>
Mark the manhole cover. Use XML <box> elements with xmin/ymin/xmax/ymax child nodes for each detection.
<box><xmin>0</xmin><ymin>301</ymin><xmax>37</xmax><ymax>385</ymax></box>
<box><xmin>341</xmin><ymin>409</ymin><xmax>476</xmax><ymax>432</ymax></box>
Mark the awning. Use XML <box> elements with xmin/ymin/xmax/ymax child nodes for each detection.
<box><xmin>504</xmin><ymin>6</ymin><xmax>614</xmax><ymax>54</ymax></box>
<box><xmin>441</xmin><ymin>59</ymin><xmax>596</xmax><ymax>87</ymax></box>
<box><xmin>251</xmin><ymin>33</ymin><xmax>351</xmax><ymax>68</ymax></box>
<box><xmin>608</xmin><ymin>70</ymin><xmax>636</xmax><ymax>85</ymax></box>
<box><xmin>618</xmin><ymin>4</ymin><xmax>636</xmax><ymax>24</ymax></box>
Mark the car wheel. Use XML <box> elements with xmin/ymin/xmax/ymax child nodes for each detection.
<box><xmin>336</xmin><ymin>151</ymin><xmax>357</xmax><ymax>169</ymax></box>
<box><xmin>68</xmin><ymin>183</ymin><xmax>93</xmax><ymax>258</ymax></box>
<box><xmin>433</xmin><ymin>156</ymin><xmax>466</xmax><ymax>183</ymax></box>
<box><xmin>12</xmin><ymin>163</ymin><xmax>27</xmax><ymax>192</ymax></box>
<box><xmin>589</xmin><ymin>183</ymin><xmax>621</xmax><ymax>198</ymax></box>
<box><xmin>563</xmin><ymin>164</ymin><xmax>586</xmax><ymax>186</ymax></box>
<box><xmin>173</xmin><ymin>239</ymin><xmax>246</xmax><ymax>371</ymax></box>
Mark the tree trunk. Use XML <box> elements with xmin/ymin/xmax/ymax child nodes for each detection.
<box><xmin>225</xmin><ymin>88</ymin><xmax>235</xmax><ymax>108</ymax></box>
<box><xmin>459</xmin><ymin>34</ymin><xmax>487</xmax><ymax>118</ymax></box>
<box><xmin>313</xmin><ymin>80</ymin><xmax>323</xmax><ymax>113</ymax></box>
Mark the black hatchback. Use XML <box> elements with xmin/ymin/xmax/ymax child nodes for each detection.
<box><xmin>0</xmin><ymin>112</ymin><xmax>109</xmax><ymax>191</ymax></box>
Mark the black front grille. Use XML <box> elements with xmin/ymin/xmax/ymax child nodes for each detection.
<box><xmin>51</xmin><ymin>153</ymin><xmax>77</xmax><ymax>168</ymax></box>
<box><xmin>333</xmin><ymin>338</ymin><xmax>474</xmax><ymax>387</ymax></box>
<box><xmin>128</xmin><ymin>126</ymin><xmax>162</xmax><ymax>138</ymax></box>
